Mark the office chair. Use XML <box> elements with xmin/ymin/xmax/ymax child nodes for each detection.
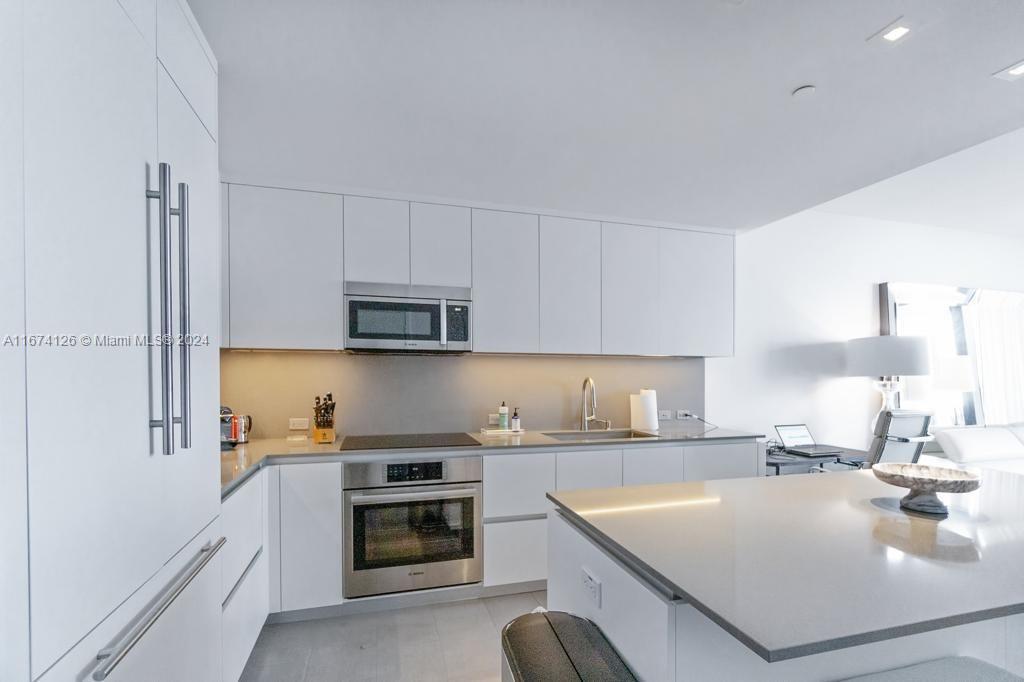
<box><xmin>866</xmin><ymin>410</ymin><xmax>933</xmax><ymax>466</ymax></box>
<box><xmin>810</xmin><ymin>410</ymin><xmax>933</xmax><ymax>473</ymax></box>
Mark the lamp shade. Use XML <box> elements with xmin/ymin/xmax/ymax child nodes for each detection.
<box><xmin>845</xmin><ymin>335</ymin><xmax>930</xmax><ymax>377</ymax></box>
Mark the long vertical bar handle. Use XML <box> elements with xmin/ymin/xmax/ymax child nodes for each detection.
<box><xmin>147</xmin><ymin>163</ymin><xmax>175</xmax><ymax>455</ymax></box>
<box><xmin>176</xmin><ymin>182</ymin><xmax>191</xmax><ymax>449</ymax></box>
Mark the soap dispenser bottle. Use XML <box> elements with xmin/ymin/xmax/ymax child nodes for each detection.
<box><xmin>498</xmin><ymin>402</ymin><xmax>509</xmax><ymax>430</ymax></box>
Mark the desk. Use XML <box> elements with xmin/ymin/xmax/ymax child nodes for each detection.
<box><xmin>766</xmin><ymin>448</ymin><xmax>868</xmax><ymax>475</ymax></box>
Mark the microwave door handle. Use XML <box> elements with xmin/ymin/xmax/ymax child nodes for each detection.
<box><xmin>350</xmin><ymin>488</ymin><xmax>478</xmax><ymax>505</ymax></box>
<box><xmin>440</xmin><ymin>299</ymin><xmax>447</xmax><ymax>347</ymax></box>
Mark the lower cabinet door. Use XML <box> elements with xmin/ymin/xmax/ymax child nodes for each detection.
<box><xmin>223</xmin><ymin>551</ymin><xmax>269</xmax><ymax>682</ymax></box>
<box><xmin>683</xmin><ymin>443</ymin><xmax>759</xmax><ymax>481</ymax></box>
<box><xmin>484</xmin><ymin>518</ymin><xmax>547</xmax><ymax>586</ymax></box>
<box><xmin>279</xmin><ymin>463</ymin><xmax>343</xmax><ymax>610</ymax></box>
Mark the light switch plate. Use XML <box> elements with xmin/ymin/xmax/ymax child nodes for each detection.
<box><xmin>488</xmin><ymin>413</ymin><xmax>500</xmax><ymax>426</ymax></box>
<box><xmin>581</xmin><ymin>567</ymin><xmax>602</xmax><ymax>608</ymax></box>
<box><xmin>289</xmin><ymin>417</ymin><xmax>309</xmax><ymax>430</ymax></box>
<box><xmin>658</xmin><ymin>410</ymin><xmax>672</xmax><ymax>420</ymax></box>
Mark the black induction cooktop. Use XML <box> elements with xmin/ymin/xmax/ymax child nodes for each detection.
<box><xmin>339</xmin><ymin>432</ymin><xmax>481</xmax><ymax>451</ymax></box>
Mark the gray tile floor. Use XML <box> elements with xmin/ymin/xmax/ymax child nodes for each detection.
<box><xmin>241</xmin><ymin>591</ymin><xmax>547</xmax><ymax>682</ymax></box>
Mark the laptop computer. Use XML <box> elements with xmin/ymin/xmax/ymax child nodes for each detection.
<box><xmin>774</xmin><ymin>424</ymin><xmax>844</xmax><ymax>457</ymax></box>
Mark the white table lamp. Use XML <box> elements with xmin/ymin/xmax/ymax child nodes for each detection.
<box><xmin>846</xmin><ymin>335</ymin><xmax>930</xmax><ymax>430</ymax></box>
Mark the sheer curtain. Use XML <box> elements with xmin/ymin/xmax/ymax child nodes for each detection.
<box><xmin>964</xmin><ymin>290</ymin><xmax>1024</xmax><ymax>425</ymax></box>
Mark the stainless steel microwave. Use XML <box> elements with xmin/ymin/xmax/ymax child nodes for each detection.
<box><xmin>344</xmin><ymin>282</ymin><xmax>472</xmax><ymax>352</ymax></box>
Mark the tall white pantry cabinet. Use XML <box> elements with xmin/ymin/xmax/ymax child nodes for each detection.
<box><xmin>3</xmin><ymin>1</ymin><xmax>224</xmax><ymax>680</ymax></box>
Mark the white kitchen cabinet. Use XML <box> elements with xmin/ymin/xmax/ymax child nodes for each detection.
<box><xmin>156</xmin><ymin>0</ymin><xmax>217</xmax><ymax>139</ymax></box>
<box><xmin>483</xmin><ymin>452</ymin><xmax>556</xmax><ymax>518</ymax></box>
<box><xmin>539</xmin><ymin>216</ymin><xmax>602</xmax><ymax>354</ymax></box>
<box><xmin>411</xmin><ymin>202</ymin><xmax>472</xmax><ymax>288</ymax></box>
<box><xmin>472</xmin><ymin>210</ymin><xmax>540</xmax><ymax>352</ymax></box>
<box><xmin>222</xmin><ymin>550</ymin><xmax>269</xmax><ymax>682</ymax></box>
<box><xmin>344</xmin><ymin>195</ymin><xmax>410</xmax><ymax>284</ymax></box>
<box><xmin>557</xmin><ymin>450</ymin><xmax>623</xmax><ymax>491</ymax></box>
<box><xmin>279</xmin><ymin>463</ymin><xmax>344</xmax><ymax>610</ymax></box>
<box><xmin>229</xmin><ymin>185</ymin><xmax>344</xmax><ymax>349</ymax></box>
<box><xmin>683</xmin><ymin>442</ymin><xmax>759</xmax><ymax>481</ymax></box>
<box><xmin>17</xmin><ymin>1</ymin><xmax>222</xmax><ymax>676</ymax></box>
<box><xmin>37</xmin><ymin>521</ymin><xmax>225</xmax><ymax>682</ymax></box>
<box><xmin>156</xmin><ymin>62</ymin><xmax>222</xmax><ymax>563</ymax></box>
<box><xmin>623</xmin><ymin>446</ymin><xmax>685</xmax><ymax>486</ymax></box>
<box><xmin>601</xmin><ymin>223</ymin><xmax>660</xmax><ymax>356</ymax></box>
<box><xmin>659</xmin><ymin>229</ymin><xmax>734</xmax><ymax>357</ymax></box>
<box><xmin>220</xmin><ymin>182</ymin><xmax>231</xmax><ymax>346</ymax></box>
<box><xmin>23</xmin><ymin>1</ymin><xmax>164</xmax><ymax>672</ymax></box>
<box><xmin>221</xmin><ymin>470</ymin><xmax>264</xmax><ymax>600</ymax></box>
<box><xmin>484</xmin><ymin>519</ymin><xmax>547</xmax><ymax>586</ymax></box>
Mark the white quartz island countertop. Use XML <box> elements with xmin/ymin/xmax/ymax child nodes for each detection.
<box><xmin>547</xmin><ymin>469</ymin><xmax>1024</xmax><ymax>662</ymax></box>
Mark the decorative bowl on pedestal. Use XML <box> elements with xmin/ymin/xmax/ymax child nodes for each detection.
<box><xmin>872</xmin><ymin>463</ymin><xmax>981</xmax><ymax>516</ymax></box>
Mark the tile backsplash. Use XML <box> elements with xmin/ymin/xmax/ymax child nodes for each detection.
<box><xmin>220</xmin><ymin>350</ymin><xmax>704</xmax><ymax>439</ymax></box>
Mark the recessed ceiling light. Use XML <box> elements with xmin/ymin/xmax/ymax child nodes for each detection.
<box><xmin>882</xmin><ymin>25</ymin><xmax>910</xmax><ymax>42</ymax></box>
<box><xmin>867</xmin><ymin>16</ymin><xmax>913</xmax><ymax>45</ymax></box>
<box><xmin>994</xmin><ymin>59</ymin><xmax>1024</xmax><ymax>81</ymax></box>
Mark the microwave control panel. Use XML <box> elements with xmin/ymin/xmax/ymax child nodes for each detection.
<box><xmin>386</xmin><ymin>461</ymin><xmax>444</xmax><ymax>484</ymax></box>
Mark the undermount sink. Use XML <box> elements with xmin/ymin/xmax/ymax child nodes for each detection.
<box><xmin>543</xmin><ymin>429</ymin><xmax>658</xmax><ymax>442</ymax></box>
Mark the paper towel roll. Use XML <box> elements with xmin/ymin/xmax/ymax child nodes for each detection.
<box><xmin>630</xmin><ymin>390</ymin><xmax>659</xmax><ymax>432</ymax></box>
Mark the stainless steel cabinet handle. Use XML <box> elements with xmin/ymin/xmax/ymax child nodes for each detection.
<box><xmin>176</xmin><ymin>182</ymin><xmax>191</xmax><ymax>449</ymax></box>
<box><xmin>350</xmin><ymin>488</ymin><xmax>479</xmax><ymax>505</ymax></box>
<box><xmin>146</xmin><ymin>163</ymin><xmax>174</xmax><ymax>455</ymax></box>
<box><xmin>91</xmin><ymin>537</ymin><xmax>226</xmax><ymax>681</ymax></box>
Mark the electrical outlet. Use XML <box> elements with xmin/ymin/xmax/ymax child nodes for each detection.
<box><xmin>488</xmin><ymin>413</ymin><xmax>500</xmax><ymax>426</ymax></box>
<box><xmin>658</xmin><ymin>409</ymin><xmax>672</xmax><ymax>420</ymax></box>
<box><xmin>677</xmin><ymin>410</ymin><xmax>694</xmax><ymax>420</ymax></box>
<box><xmin>581</xmin><ymin>567</ymin><xmax>602</xmax><ymax>607</ymax></box>
<box><xmin>289</xmin><ymin>417</ymin><xmax>310</xmax><ymax>430</ymax></box>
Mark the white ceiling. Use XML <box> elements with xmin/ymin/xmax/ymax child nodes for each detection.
<box><xmin>817</xmin><ymin>126</ymin><xmax>1024</xmax><ymax>237</ymax></box>
<box><xmin>191</xmin><ymin>0</ymin><xmax>1024</xmax><ymax>231</ymax></box>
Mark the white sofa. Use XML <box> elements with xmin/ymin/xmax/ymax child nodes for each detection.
<box><xmin>924</xmin><ymin>423</ymin><xmax>1024</xmax><ymax>476</ymax></box>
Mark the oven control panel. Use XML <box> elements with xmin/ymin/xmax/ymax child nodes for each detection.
<box><xmin>386</xmin><ymin>461</ymin><xmax>444</xmax><ymax>483</ymax></box>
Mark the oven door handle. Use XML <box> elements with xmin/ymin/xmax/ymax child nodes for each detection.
<box><xmin>350</xmin><ymin>488</ymin><xmax>479</xmax><ymax>505</ymax></box>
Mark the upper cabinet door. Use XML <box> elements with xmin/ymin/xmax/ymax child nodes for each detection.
<box><xmin>539</xmin><ymin>216</ymin><xmax>601</xmax><ymax>354</ymax></box>
<box><xmin>601</xmin><ymin>223</ymin><xmax>660</xmax><ymax>356</ymax></box>
<box><xmin>344</xmin><ymin>196</ymin><xmax>410</xmax><ymax>284</ymax></box>
<box><xmin>156</xmin><ymin>0</ymin><xmax>217</xmax><ymax>139</ymax></box>
<box><xmin>23</xmin><ymin>0</ymin><xmax>163</xmax><ymax>673</ymax></box>
<box><xmin>472</xmin><ymin>210</ymin><xmax>539</xmax><ymax>353</ymax></box>
<box><xmin>659</xmin><ymin>230</ymin><xmax>734</xmax><ymax>357</ymax></box>
<box><xmin>410</xmin><ymin>203</ymin><xmax>471</xmax><ymax>288</ymax></box>
<box><xmin>229</xmin><ymin>185</ymin><xmax>344</xmax><ymax>349</ymax></box>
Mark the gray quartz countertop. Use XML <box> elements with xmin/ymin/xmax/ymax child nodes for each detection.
<box><xmin>220</xmin><ymin>426</ymin><xmax>762</xmax><ymax>497</ymax></box>
<box><xmin>548</xmin><ymin>469</ymin><xmax>1024</xmax><ymax>662</ymax></box>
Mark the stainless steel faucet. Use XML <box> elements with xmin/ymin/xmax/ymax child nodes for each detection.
<box><xmin>580</xmin><ymin>377</ymin><xmax>611</xmax><ymax>431</ymax></box>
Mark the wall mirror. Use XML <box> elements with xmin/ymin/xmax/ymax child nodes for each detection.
<box><xmin>881</xmin><ymin>282</ymin><xmax>1024</xmax><ymax>428</ymax></box>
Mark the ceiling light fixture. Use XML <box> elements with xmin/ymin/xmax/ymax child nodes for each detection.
<box><xmin>882</xmin><ymin>25</ymin><xmax>910</xmax><ymax>42</ymax></box>
<box><xmin>994</xmin><ymin>59</ymin><xmax>1024</xmax><ymax>82</ymax></box>
<box><xmin>867</xmin><ymin>16</ymin><xmax>912</xmax><ymax>45</ymax></box>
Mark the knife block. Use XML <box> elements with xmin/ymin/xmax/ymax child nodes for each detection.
<box><xmin>312</xmin><ymin>427</ymin><xmax>335</xmax><ymax>444</ymax></box>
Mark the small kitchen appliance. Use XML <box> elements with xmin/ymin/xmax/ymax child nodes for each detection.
<box><xmin>344</xmin><ymin>281</ymin><xmax>471</xmax><ymax>352</ymax></box>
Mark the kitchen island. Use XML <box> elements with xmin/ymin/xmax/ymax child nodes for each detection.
<box><xmin>547</xmin><ymin>469</ymin><xmax>1024</xmax><ymax>680</ymax></box>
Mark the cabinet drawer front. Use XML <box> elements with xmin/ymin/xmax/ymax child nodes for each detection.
<box><xmin>38</xmin><ymin>520</ymin><xmax>223</xmax><ymax>682</ymax></box>
<box><xmin>483</xmin><ymin>453</ymin><xmax>556</xmax><ymax>519</ymax></box>
<box><xmin>484</xmin><ymin>519</ymin><xmax>547</xmax><ymax>587</ymax></box>
<box><xmin>556</xmin><ymin>449</ymin><xmax>623</xmax><ymax>491</ymax></box>
<box><xmin>157</xmin><ymin>0</ymin><xmax>217</xmax><ymax>139</ymax></box>
<box><xmin>223</xmin><ymin>551</ymin><xmax>269</xmax><ymax>682</ymax></box>
<box><xmin>683</xmin><ymin>443</ymin><xmax>758</xmax><ymax>481</ymax></box>
<box><xmin>222</xmin><ymin>470</ymin><xmax>264</xmax><ymax>601</ymax></box>
<box><xmin>622</xmin><ymin>446</ymin><xmax>685</xmax><ymax>486</ymax></box>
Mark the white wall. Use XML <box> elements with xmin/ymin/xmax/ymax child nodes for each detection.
<box><xmin>706</xmin><ymin>209</ymin><xmax>1024</xmax><ymax>450</ymax></box>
